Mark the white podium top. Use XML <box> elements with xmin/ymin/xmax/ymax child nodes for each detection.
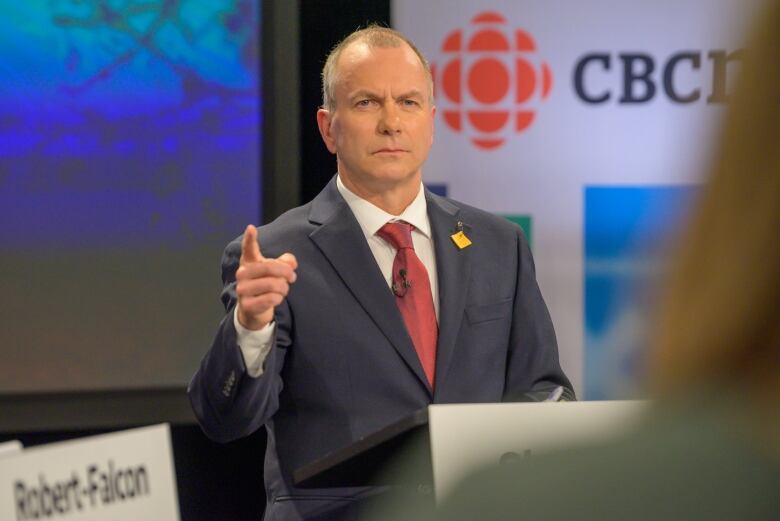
<box><xmin>429</xmin><ymin>400</ymin><xmax>649</xmax><ymax>501</ymax></box>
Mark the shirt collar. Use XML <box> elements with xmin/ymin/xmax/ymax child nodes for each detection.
<box><xmin>336</xmin><ymin>174</ymin><xmax>431</xmax><ymax>239</ymax></box>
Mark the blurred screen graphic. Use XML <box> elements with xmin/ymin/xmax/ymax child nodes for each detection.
<box><xmin>584</xmin><ymin>186</ymin><xmax>696</xmax><ymax>399</ymax></box>
<box><xmin>0</xmin><ymin>0</ymin><xmax>261</xmax><ymax>392</ymax></box>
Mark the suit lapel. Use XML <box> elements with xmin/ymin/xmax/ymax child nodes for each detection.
<box><xmin>308</xmin><ymin>180</ymin><xmax>432</xmax><ymax>395</ymax></box>
<box><xmin>427</xmin><ymin>192</ymin><xmax>473</xmax><ymax>397</ymax></box>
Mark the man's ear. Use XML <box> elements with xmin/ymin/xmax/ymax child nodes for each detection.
<box><xmin>316</xmin><ymin>108</ymin><xmax>337</xmax><ymax>154</ymax></box>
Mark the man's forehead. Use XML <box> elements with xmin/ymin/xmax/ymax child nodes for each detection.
<box><xmin>335</xmin><ymin>42</ymin><xmax>426</xmax><ymax>92</ymax></box>
<box><xmin>339</xmin><ymin>40</ymin><xmax>374</xmax><ymax>64</ymax></box>
<box><xmin>337</xmin><ymin>40</ymin><xmax>421</xmax><ymax>74</ymax></box>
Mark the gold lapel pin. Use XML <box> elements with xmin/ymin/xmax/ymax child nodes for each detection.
<box><xmin>450</xmin><ymin>221</ymin><xmax>472</xmax><ymax>249</ymax></box>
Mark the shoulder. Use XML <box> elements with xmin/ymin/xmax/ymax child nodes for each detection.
<box><xmin>257</xmin><ymin>203</ymin><xmax>316</xmax><ymax>251</ymax></box>
<box><xmin>223</xmin><ymin>201</ymin><xmax>316</xmax><ymax>260</ymax></box>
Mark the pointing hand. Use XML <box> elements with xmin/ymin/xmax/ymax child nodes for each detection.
<box><xmin>235</xmin><ymin>225</ymin><xmax>298</xmax><ymax>330</ymax></box>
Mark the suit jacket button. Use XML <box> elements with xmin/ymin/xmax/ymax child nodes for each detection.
<box><xmin>222</xmin><ymin>370</ymin><xmax>236</xmax><ymax>397</ymax></box>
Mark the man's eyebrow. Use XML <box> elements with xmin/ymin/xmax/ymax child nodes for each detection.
<box><xmin>347</xmin><ymin>89</ymin><xmax>425</xmax><ymax>101</ymax></box>
<box><xmin>348</xmin><ymin>89</ymin><xmax>381</xmax><ymax>101</ymax></box>
<box><xmin>396</xmin><ymin>89</ymin><xmax>425</xmax><ymax>99</ymax></box>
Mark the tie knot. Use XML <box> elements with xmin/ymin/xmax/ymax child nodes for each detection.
<box><xmin>377</xmin><ymin>221</ymin><xmax>415</xmax><ymax>250</ymax></box>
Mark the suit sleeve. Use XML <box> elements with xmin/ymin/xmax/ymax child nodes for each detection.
<box><xmin>504</xmin><ymin>228</ymin><xmax>576</xmax><ymax>401</ymax></box>
<box><xmin>187</xmin><ymin>236</ymin><xmax>292</xmax><ymax>442</ymax></box>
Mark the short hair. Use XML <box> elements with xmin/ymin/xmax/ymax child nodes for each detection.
<box><xmin>321</xmin><ymin>24</ymin><xmax>433</xmax><ymax>111</ymax></box>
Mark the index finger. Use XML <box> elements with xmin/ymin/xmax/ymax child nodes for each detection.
<box><xmin>240</xmin><ymin>224</ymin><xmax>264</xmax><ymax>265</ymax></box>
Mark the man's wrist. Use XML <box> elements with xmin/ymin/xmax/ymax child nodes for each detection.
<box><xmin>233</xmin><ymin>308</ymin><xmax>276</xmax><ymax>377</ymax></box>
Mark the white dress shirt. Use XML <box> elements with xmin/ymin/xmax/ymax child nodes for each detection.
<box><xmin>235</xmin><ymin>175</ymin><xmax>439</xmax><ymax>377</ymax></box>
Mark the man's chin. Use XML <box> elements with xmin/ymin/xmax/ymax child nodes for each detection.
<box><xmin>340</xmin><ymin>162</ymin><xmax>422</xmax><ymax>190</ymax></box>
<box><xmin>371</xmin><ymin>169</ymin><xmax>420</xmax><ymax>186</ymax></box>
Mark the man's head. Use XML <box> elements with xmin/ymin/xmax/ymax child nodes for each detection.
<box><xmin>316</xmin><ymin>26</ymin><xmax>436</xmax><ymax>205</ymax></box>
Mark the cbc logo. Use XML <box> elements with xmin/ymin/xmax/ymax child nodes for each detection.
<box><xmin>433</xmin><ymin>12</ymin><xmax>552</xmax><ymax>150</ymax></box>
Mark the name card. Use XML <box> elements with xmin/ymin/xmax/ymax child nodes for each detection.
<box><xmin>0</xmin><ymin>424</ymin><xmax>180</xmax><ymax>521</ymax></box>
<box><xmin>0</xmin><ymin>441</ymin><xmax>22</xmax><ymax>458</ymax></box>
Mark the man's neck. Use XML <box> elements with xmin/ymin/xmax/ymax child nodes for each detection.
<box><xmin>338</xmin><ymin>174</ymin><xmax>422</xmax><ymax>216</ymax></box>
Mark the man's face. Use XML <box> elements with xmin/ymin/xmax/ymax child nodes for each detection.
<box><xmin>317</xmin><ymin>42</ymin><xmax>435</xmax><ymax>194</ymax></box>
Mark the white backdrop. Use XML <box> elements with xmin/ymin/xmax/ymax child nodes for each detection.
<box><xmin>393</xmin><ymin>0</ymin><xmax>761</xmax><ymax>397</ymax></box>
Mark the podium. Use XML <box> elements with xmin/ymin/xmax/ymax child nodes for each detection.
<box><xmin>295</xmin><ymin>401</ymin><xmax>647</xmax><ymax>501</ymax></box>
<box><xmin>294</xmin><ymin>408</ymin><xmax>432</xmax><ymax>489</ymax></box>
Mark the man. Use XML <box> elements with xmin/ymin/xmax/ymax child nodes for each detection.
<box><xmin>189</xmin><ymin>26</ymin><xmax>573</xmax><ymax>521</ymax></box>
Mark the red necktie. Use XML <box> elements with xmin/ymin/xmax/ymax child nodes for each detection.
<box><xmin>377</xmin><ymin>222</ymin><xmax>438</xmax><ymax>388</ymax></box>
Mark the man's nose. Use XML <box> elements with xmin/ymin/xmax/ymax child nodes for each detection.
<box><xmin>377</xmin><ymin>103</ymin><xmax>402</xmax><ymax>134</ymax></box>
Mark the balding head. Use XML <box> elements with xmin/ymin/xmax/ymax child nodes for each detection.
<box><xmin>321</xmin><ymin>25</ymin><xmax>433</xmax><ymax>111</ymax></box>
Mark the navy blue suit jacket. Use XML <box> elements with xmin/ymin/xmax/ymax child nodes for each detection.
<box><xmin>188</xmin><ymin>178</ymin><xmax>573</xmax><ymax>520</ymax></box>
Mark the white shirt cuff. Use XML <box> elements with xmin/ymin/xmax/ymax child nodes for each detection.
<box><xmin>233</xmin><ymin>307</ymin><xmax>276</xmax><ymax>377</ymax></box>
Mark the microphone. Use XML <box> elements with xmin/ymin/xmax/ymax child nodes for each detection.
<box><xmin>392</xmin><ymin>268</ymin><xmax>412</xmax><ymax>297</ymax></box>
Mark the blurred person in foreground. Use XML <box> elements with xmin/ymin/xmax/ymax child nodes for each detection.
<box><xmin>371</xmin><ymin>1</ymin><xmax>780</xmax><ymax>520</ymax></box>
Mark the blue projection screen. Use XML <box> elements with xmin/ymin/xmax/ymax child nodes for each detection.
<box><xmin>0</xmin><ymin>0</ymin><xmax>261</xmax><ymax>392</ymax></box>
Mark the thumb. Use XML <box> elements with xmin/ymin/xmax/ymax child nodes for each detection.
<box><xmin>277</xmin><ymin>252</ymin><xmax>298</xmax><ymax>271</ymax></box>
<box><xmin>240</xmin><ymin>224</ymin><xmax>263</xmax><ymax>265</ymax></box>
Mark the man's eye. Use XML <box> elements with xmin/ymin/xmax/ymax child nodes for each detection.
<box><xmin>356</xmin><ymin>99</ymin><xmax>373</xmax><ymax>107</ymax></box>
<box><xmin>402</xmin><ymin>99</ymin><xmax>420</xmax><ymax>107</ymax></box>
